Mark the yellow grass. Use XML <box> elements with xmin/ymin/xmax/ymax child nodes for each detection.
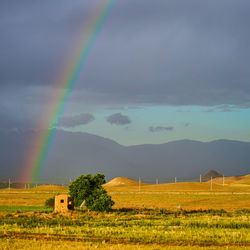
<box><xmin>213</xmin><ymin>174</ymin><xmax>250</xmax><ymax>186</ymax></box>
<box><xmin>105</xmin><ymin>180</ymin><xmax>250</xmax><ymax>193</ymax></box>
<box><xmin>0</xmin><ymin>183</ymin><xmax>249</xmax><ymax>210</ymax></box>
<box><xmin>0</xmin><ymin>210</ymin><xmax>249</xmax><ymax>248</ymax></box>
<box><xmin>110</xmin><ymin>192</ymin><xmax>250</xmax><ymax>210</ymax></box>
<box><xmin>0</xmin><ymin>239</ymin><xmax>246</xmax><ymax>250</ymax></box>
<box><xmin>31</xmin><ymin>185</ymin><xmax>68</xmax><ymax>191</ymax></box>
<box><xmin>0</xmin><ymin>186</ymin><xmax>67</xmax><ymax>206</ymax></box>
<box><xmin>0</xmin><ymin>177</ymin><xmax>249</xmax><ymax>249</ymax></box>
<box><xmin>0</xmin><ymin>175</ymin><xmax>249</xmax><ymax>210</ymax></box>
<box><xmin>103</xmin><ymin>176</ymin><xmax>250</xmax><ymax>210</ymax></box>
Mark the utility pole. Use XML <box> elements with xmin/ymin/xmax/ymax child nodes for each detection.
<box><xmin>210</xmin><ymin>176</ymin><xmax>213</xmax><ymax>192</ymax></box>
<box><xmin>156</xmin><ymin>178</ymin><xmax>158</xmax><ymax>185</ymax></box>
<box><xmin>8</xmin><ymin>179</ymin><xmax>10</xmax><ymax>190</ymax></box>
<box><xmin>223</xmin><ymin>175</ymin><xmax>224</xmax><ymax>186</ymax></box>
<box><xmin>200</xmin><ymin>174</ymin><xmax>202</xmax><ymax>183</ymax></box>
<box><xmin>175</xmin><ymin>177</ymin><xmax>177</xmax><ymax>183</ymax></box>
<box><xmin>139</xmin><ymin>177</ymin><xmax>141</xmax><ymax>193</ymax></box>
<box><xmin>28</xmin><ymin>183</ymin><xmax>30</xmax><ymax>189</ymax></box>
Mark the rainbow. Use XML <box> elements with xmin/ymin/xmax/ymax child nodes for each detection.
<box><xmin>21</xmin><ymin>0</ymin><xmax>115</xmax><ymax>183</ymax></box>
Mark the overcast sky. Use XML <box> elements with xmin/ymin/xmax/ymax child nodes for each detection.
<box><xmin>0</xmin><ymin>0</ymin><xmax>250</xmax><ymax>145</ymax></box>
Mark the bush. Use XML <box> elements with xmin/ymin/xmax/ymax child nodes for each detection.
<box><xmin>45</xmin><ymin>197</ymin><xmax>55</xmax><ymax>208</ymax></box>
<box><xmin>69</xmin><ymin>174</ymin><xmax>114</xmax><ymax>212</ymax></box>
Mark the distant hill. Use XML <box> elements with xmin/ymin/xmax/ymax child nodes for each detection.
<box><xmin>213</xmin><ymin>174</ymin><xmax>250</xmax><ymax>185</ymax></box>
<box><xmin>202</xmin><ymin>170</ymin><xmax>223</xmax><ymax>182</ymax></box>
<box><xmin>104</xmin><ymin>174</ymin><xmax>250</xmax><ymax>193</ymax></box>
<box><xmin>104</xmin><ymin>177</ymin><xmax>148</xmax><ymax>187</ymax></box>
<box><xmin>0</xmin><ymin>129</ymin><xmax>250</xmax><ymax>183</ymax></box>
<box><xmin>104</xmin><ymin>177</ymin><xmax>140</xmax><ymax>187</ymax></box>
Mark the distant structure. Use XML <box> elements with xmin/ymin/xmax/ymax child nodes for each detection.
<box><xmin>54</xmin><ymin>194</ymin><xmax>74</xmax><ymax>212</ymax></box>
<box><xmin>202</xmin><ymin>170</ymin><xmax>222</xmax><ymax>182</ymax></box>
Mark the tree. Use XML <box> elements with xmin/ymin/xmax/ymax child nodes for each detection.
<box><xmin>69</xmin><ymin>174</ymin><xmax>114</xmax><ymax>211</ymax></box>
<box><xmin>85</xmin><ymin>188</ymin><xmax>114</xmax><ymax>212</ymax></box>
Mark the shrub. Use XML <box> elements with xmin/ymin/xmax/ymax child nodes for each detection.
<box><xmin>45</xmin><ymin>197</ymin><xmax>55</xmax><ymax>208</ymax></box>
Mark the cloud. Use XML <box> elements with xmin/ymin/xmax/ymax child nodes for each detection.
<box><xmin>218</xmin><ymin>104</ymin><xmax>234</xmax><ymax>112</ymax></box>
<box><xmin>59</xmin><ymin>113</ymin><xmax>94</xmax><ymax>128</ymax></box>
<box><xmin>203</xmin><ymin>105</ymin><xmax>234</xmax><ymax>113</ymax></box>
<box><xmin>203</xmin><ymin>109</ymin><xmax>216</xmax><ymax>113</ymax></box>
<box><xmin>149</xmin><ymin>126</ymin><xmax>174</xmax><ymax>132</ymax></box>
<box><xmin>106</xmin><ymin>113</ymin><xmax>131</xmax><ymax>125</ymax></box>
<box><xmin>184</xmin><ymin>123</ymin><xmax>191</xmax><ymax>127</ymax></box>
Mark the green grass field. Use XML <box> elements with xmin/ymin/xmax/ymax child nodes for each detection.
<box><xmin>0</xmin><ymin>206</ymin><xmax>52</xmax><ymax>213</ymax></box>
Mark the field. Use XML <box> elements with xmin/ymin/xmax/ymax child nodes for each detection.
<box><xmin>0</xmin><ymin>176</ymin><xmax>249</xmax><ymax>249</ymax></box>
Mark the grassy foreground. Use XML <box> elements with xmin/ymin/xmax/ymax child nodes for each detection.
<box><xmin>0</xmin><ymin>182</ymin><xmax>249</xmax><ymax>249</ymax></box>
<box><xmin>0</xmin><ymin>209</ymin><xmax>249</xmax><ymax>249</ymax></box>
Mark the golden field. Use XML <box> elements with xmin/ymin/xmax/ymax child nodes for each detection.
<box><xmin>0</xmin><ymin>175</ymin><xmax>249</xmax><ymax>210</ymax></box>
<box><xmin>0</xmin><ymin>175</ymin><xmax>249</xmax><ymax>249</ymax></box>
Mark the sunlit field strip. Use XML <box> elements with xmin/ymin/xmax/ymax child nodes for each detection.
<box><xmin>0</xmin><ymin>210</ymin><xmax>249</xmax><ymax>248</ymax></box>
<box><xmin>0</xmin><ymin>239</ymin><xmax>246</xmax><ymax>250</ymax></box>
<box><xmin>0</xmin><ymin>190</ymin><xmax>249</xmax><ymax>211</ymax></box>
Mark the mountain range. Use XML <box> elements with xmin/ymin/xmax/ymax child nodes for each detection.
<box><xmin>0</xmin><ymin>129</ymin><xmax>249</xmax><ymax>183</ymax></box>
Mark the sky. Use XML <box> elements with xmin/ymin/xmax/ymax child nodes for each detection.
<box><xmin>0</xmin><ymin>0</ymin><xmax>250</xmax><ymax>146</ymax></box>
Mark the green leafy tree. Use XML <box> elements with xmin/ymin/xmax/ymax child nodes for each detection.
<box><xmin>85</xmin><ymin>188</ymin><xmax>114</xmax><ymax>212</ymax></box>
<box><xmin>69</xmin><ymin>174</ymin><xmax>114</xmax><ymax>211</ymax></box>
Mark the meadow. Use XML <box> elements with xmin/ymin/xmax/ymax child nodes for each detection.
<box><xmin>0</xmin><ymin>209</ymin><xmax>249</xmax><ymax>249</ymax></box>
<box><xmin>0</xmin><ymin>177</ymin><xmax>249</xmax><ymax>249</ymax></box>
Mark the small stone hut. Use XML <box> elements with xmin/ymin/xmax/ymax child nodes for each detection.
<box><xmin>54</xmin><ymin>194</ymin><xmax>74</xmax><ymax>212</ymax></box>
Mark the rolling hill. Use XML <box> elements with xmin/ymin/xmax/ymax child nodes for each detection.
<box><xmin>213</xmin><ymin>174</ymin><xmax>250</xmax><ymax>185</ymax></box>
<box><xmin>104</xmin><ymin>175</ymin><xmax>250</xmax><ymax>192</ymax></box>
<box><xmin>104</xmin><ymin>177</ymin><xmax>141</xmax><ymax>187</ymax></box>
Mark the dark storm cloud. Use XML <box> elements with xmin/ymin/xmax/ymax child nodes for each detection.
<box><xmin>106</xmin><ymin>113</ymin><xmax>131</xmax><ymax>125</ymax></box>
<box><xmin>1</xmin><ymin>0</ymin><xmax>250</xmax><ymax>111</ymax></box>
<box><xmin>0</xmin><ymin>107</ymin><xmax>32</xmax><ymax>131</ymax></box>
<box><xmin>59</xmin><ymin>113</ymin><xmax>94</xmax><ymax>128</ymax></box>
<box><xmin>0</xmin><ymin>110</ymin><xmax>16</xmax><ymax>130</ymax></box>
<box><xmin>0</xmin><ymin>0</ymin><xmax>96</xmax><ymax>86</ymax></box>
<box><xmin>149</xmin><ymin>126</ymin><xmax>174</xmax><ymax>132</ymax></box>
<box><xmin>0</xmin><ymin>1</ymin><xmax>103</xmax><ymax>88</ymax></box>
<box><xmin>75</xmin><ymin>0</ymin><xmax>250</xmax><ymax>107</ymax></box>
